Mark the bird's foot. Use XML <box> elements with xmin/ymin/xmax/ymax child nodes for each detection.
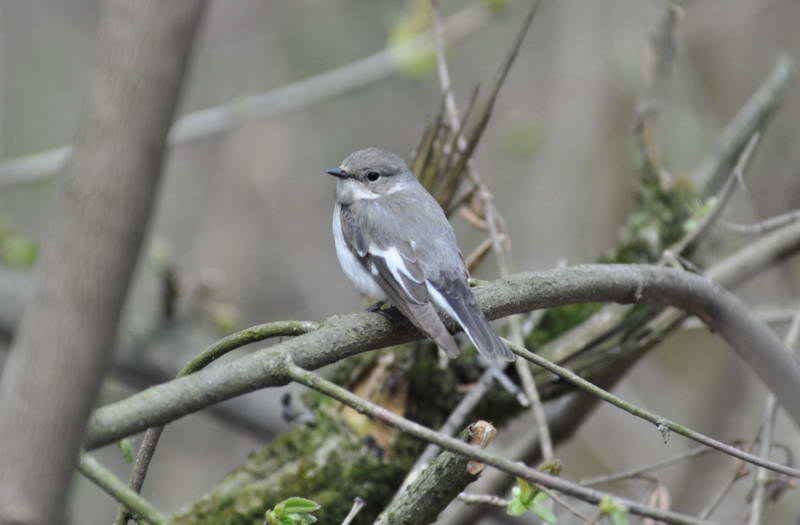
<box><xmin>366</xmin><ymin>300</ymin><xmax>403</xmax><ymax>322</ymax></box>
<box><xmin>366</xmin><ymin>300</ymin><xmax>388</xmax><ymax>313</ymax></box>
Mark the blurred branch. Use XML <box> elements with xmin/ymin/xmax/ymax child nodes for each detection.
<box><xmin>458</xmin><ymin>487</ymin><xmax>593</xmax><ymax>523</ymax></box>
<box><xmin>700</xmin><ymin>439</ymin><xmax>759</xmax><ymax>520</ymax></box>
<box><xmin>581</xmin><ymin>445</ymin><xmax>714</xmax><ymax>486</ymax></box>
<box><xmin>78</xmin><ymin>452</ymin><xmax>170</xmax><ymax>525</ymax></box>
<box><xmin>634</xmin><ymin>3</ymin><xmax>682</xmax><ymax>184</ymax></box>
<box><xmin>0</xmin><ymin>2</ymin><xmax>207</xmax><ymax>522</ymax></box>
<box><xmin>0</xmin><ymin>1</ymin><xmax>498</xmax><ymax>186</ymax></box>
<box><xmin>114</xmin><ymin>320</ymin><xmax>318</xmax><ymax>525</ymax></box>
<box><xmin>85</xmin><ymin>264</ymin><xmax>800</xmax><ymax>450</ymax></box>
<box><xmin>286</xmin><ymin>361</ymin><xmax>711</xmax><ymax>525</ymax></box>
<box><xmin>721</xmin><ymin>209</ymin><xmax>800</xmax><ymax>236</ymax></box>
<box><xmin>694</xmin><ymin>55</ymin><xmax>795</xmax><ymax>196</ymax></box>
<box><xmin>374</xmin><ymin>421</ymin><xmax>495</xmax><ymax>525</ymax></box>
<box><xmin>748</xmin><ymin>308</ymin><xmax>800</xmax><ymax>525</ymax></box>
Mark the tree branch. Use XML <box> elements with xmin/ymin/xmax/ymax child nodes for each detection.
<box><xmin>694</xmin><ymin>55</ymin><xmax>795</xmax><ymax>196</ymax></box>
<box><xmin>78</xmin><ymin>452</ymin><xmax>170</xmax><ymax>525</ymax></box>
<box><xmin>0</xmin><ymin>2</ymin><xmax>497</xmax><ymax>186</ymax></box>
<box><xmin>503</xmin><ymin>338</ymin><xmax>800</xmax><ymax>478</ymax></box>
<box><xmin>285</xmin><ymin>360</ymin><xmax>712</xmax><ymax>525</ymax></box>
<box><xmin>85</xmin><ymin>262</ymin><xmax>800</xmax><ymax>451</ymax></box>
<box><xmin>375</xmin><ymin>422</ymin><xmax>495</xmax><ymax>525</ymax></box>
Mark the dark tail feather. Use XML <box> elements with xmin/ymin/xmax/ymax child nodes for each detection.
<box><xmin>444</xmin><ymin>289</ymin><xmax>514</xmax><ymax>362</ymax></box>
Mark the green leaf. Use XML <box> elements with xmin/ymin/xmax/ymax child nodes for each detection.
<box><xmin>117</xmin><ymin>438</ymin><xmax>135</xmax><ymax>464</ymax></box>
<box><xmin>0</xmin><ymin>235</ymin><xmax>37</xmax><ymax>267</ymax></box>
<box><xmin>610</xmin><ymin>510</ymin><xmax>630</xmax><ymax>525</ymax></box>
<box><xmin>507</xmin><ymin>498</ymin><xmax>529</xmax><ymax>516</ymax></box>
<box><xmin>531</xmin><ymin>501</ymin><xmax>558</xmax><ymax>524</ymax></box>
<box><xmin>265</xmin><ymin>497</ymin><xmax>321</xmax><ymax>525</ymax></box>
<box><xmin>515</xmin><ymin>477</ymin><xmax>532</xmax><ymax>500</ymax></box>
<box><xmin>280</xmin><ymin>498</ymin><xmax>321</xmax><ymax>514</ymax></box>
<box><xmin>599</xmin><ymin>495</ymin><xmax>628</xmax><ymax>525</ymax></box>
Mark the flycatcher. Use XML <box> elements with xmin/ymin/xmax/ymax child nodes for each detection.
<box><xmin>327</xmin><ymin>148</ymin><xmax>514</xmax><ymax>362</ymax></box>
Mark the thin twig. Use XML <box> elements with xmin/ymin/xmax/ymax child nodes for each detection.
<box><xmin>340</xmin><ymin>497</ymin><xmax>366</xmax><ymax>525</ymax></box>
<box><xmin>458</xmin><ymin>488</ymin><xmax>594</xmax><ymax>523</ymax></box>
<box><xmin>699</xmin><ymin>439</ymin><xmax>758</xmax><ymax>520</ymax></box>
<box><xmin>721</xmin><ymin>210</ymin><xmax>800</xmax><ymax>236</ymax></box>
<box><xmin>581</xmin><ymin>445</ymin><xmax>714</xmax><ymax>486</ymax></box>
<box><xmin>285</xmin><ymin>360</ymin><xmax>712</xmax><ymax>525</ymax></box>
<box><xmin>77</xmin><ymin>452</ymin><xmax>170</xmax><ymax>525</ymax></box>
<box><xmin>748</xmin><ymin>308</ymin><xmax>800</xmax><ymax>525</ymax></box>
<box><xmin>501</xmin><ymin>338</ymin><xmax>800</xmax><ymax>479</ymax></box>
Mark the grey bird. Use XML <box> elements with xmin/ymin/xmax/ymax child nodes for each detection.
<box><xmin>327</xmin><ymin>148</ymin><xmax>514</xmax><ymax>362</ymax></box>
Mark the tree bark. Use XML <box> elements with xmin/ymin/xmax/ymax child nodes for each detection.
<box><xmin>0</xmin><ymin>2</ymin><xmax>206</xmax><ymax>523</ymax></box>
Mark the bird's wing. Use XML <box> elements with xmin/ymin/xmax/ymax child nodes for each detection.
<box><xmin>339</xmin><ymin>205</ymin><xmax>461</xmax><ymax>357</ymax></box>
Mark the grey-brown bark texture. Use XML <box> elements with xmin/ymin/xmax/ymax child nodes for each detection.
<box><xmin>0</xmin><ymin>1</ymin><xmax>206</xmax><ymax>523</ymax></box>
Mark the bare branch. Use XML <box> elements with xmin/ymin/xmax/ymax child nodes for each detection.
<box><xmin>721</xmin><ymin>210</ymin><xmax>800</xmax><ymax>236</ymax></box>
<box><xmin>581</xmin><ymin>445</ymin><xmax>713</xmax><ymax>486</ymax></box>
<box><xmin>285</xmin><ymin>360</ymin><xmax>712</xmax><ymax>525</ymax></box>
<box><xmin>114</xmin><ymin>320</ymin><xmax>317</xmax><ymax>525</ymax></box>
<box><xmin>375</xmin><ymin>422</ymin><xmax>496</xmax><ymax>525</ymax></box>
<box><xmin>0</xmin><ymin>3</ymin><xmax>497</xmax><ymax>186</ymax></box>
<box><xmin>695</xmin><ymin>55</ymin><xmax>795</xmax><ymax>195</ymax></box>
<box><xmin>77</xmin><ymin>452</ymin><xmax>169</xmax><ymax>525</ymax></box>
<box><xmin>748</xmin><ymin>308</ymin><xmax>800</xmax><ymax>525</ymax></box>
<box><xmin>84</xmin><ymin>262</ymin><xmax>800</xmax><ymax>451</ymax></box>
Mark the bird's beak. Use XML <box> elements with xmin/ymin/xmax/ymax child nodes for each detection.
<box><xmin>326</xmin><ymin>168</ymin><xmax>349</xmax><ymax>179</ymax></box>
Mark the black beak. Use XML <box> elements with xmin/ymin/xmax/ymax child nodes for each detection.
<box><xmin>326</xmin><ymin>168</ymin><xmax>348</xmax><ymax>179</ymax></box>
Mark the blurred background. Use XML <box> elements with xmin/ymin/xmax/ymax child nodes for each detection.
<box><xmin>1</xmin><ymin>0</ymin><xmax>800</xmax><ymax>523</ymax></box>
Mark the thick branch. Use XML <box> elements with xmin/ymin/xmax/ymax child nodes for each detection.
<box><xmin>85</xmin><ymin>263</ymin><xmax>800</xmax><ymax>450</ymax></box>
<box><xmin>375</xmin><ymin>422</ymin><xmax>493</xmax><ymax>525</ymax></box>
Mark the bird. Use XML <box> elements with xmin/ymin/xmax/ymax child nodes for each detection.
<box><xmin>327</xmin><ymin>147</ymin><xmax>514</xmax><ymax>362</ymax></box>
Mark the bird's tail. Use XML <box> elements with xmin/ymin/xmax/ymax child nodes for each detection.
<box><xmin>428</xmin><ymin>280</ymin><xmax>515</xmax><ymax>362</ymax></box>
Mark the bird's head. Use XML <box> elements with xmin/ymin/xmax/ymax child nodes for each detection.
<box><xmin>327</xmin><ymin>148</ymin><xmax>415</xmax><ymax>205</ymax></box>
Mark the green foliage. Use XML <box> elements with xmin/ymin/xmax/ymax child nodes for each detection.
<box><xmin>598</xmin><ymin>495</ymin><xmax>629</xmax><ymax>525</ymax></box>
<box><xmin>388</xmin><ymin>0</ymin><xmax>435</xmax><ymax>77</ymax></box>
<box><xmin>506</xmin><ymin>478</ymin><xmax>557</xmax><ymax>523</ymax></box>
<box><xmin>264</xmin><ymin>497</ymin><xmax>320</xmax><ymax>525</ymax></box>
<box><xmin>607</xmin><ymin>176</ymin><xmax>697</xmax><ymax>264</ymax></box>
<box><xmin>0</xmin><ymin>234</ymin><xmax>37</xmax><ymax>267</ymax></box>
<box><xmin>527</xmin><ymin>303</ymin><xmax>603</xmax><ymax>347</ymax></box>
<box><xmin>117</xmin><ymin>438</ymin><xmax>135</xmax><ymax>465</ymax></box>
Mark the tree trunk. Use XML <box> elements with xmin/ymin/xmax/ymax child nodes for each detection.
<box><xmin>0</xmin><ymin>2</ymin><xmax>206</xmax><ymax>523</ymax></box>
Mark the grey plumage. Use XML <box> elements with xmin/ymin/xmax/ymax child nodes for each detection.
<box><xmin>328</xmin><ymin>148</ymin><xmax>514</xmax><ymax>362</ymax></box>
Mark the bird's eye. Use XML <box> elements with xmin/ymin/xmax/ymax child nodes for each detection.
<box><xmin>366</xmin><ymin>171</ymin><xmax>381</xmax><ymax>182</ymax></box>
